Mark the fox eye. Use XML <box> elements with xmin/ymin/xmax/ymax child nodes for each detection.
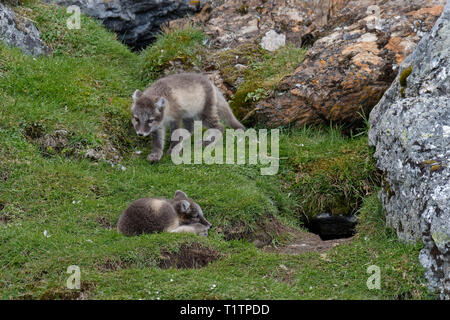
<box><xmin>133</xmin><ymin>117</ymin><xmax>139</xmax><ymax>122</ymax></box>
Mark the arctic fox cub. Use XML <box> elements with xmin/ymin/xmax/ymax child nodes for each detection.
<box><xmin>117</xmin><ymin>190</ymin><xmax>212</xmax><ymax>236</ymax></box>
<box><xmin>131</xmin><ymin>73</ymin><xmax>245</xmax><ymax>163</ymax></box>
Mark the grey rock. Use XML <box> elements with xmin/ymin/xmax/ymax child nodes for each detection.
<box><xmin>43</xmin><ymin>0</ymin><xmax>210</xmax><ymax>49</ymax></box>
<box><xmin>0</xmin><ymin>2</ymin><xmax>50</xmax><ymax>56</ymax></box>
<box><xmin>369</xmin><ymin>0</ymin><xmax>450</xmax><ymax>300</ymax></box>
<box><xmin>260</xmin><ymin>29</ymin><xmax>286</xmax><ymax>52</ymax></box>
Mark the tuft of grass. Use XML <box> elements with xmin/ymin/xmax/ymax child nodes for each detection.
<box><xmin>279</xmin><ymin>126</ymin><xmax>380</xmax><ymax>219</ymax></box>
<box><xmin>139</xmin><ymin>26</ymin><xmax>206</xmax><ymax>83</ymax></box>
<box><xmin>399</xmin><ymin>65</ymin><xmax>413</xmax><ymax>98</ymax></box>
<box><xmin>17</xmin><ymin>2</ymin><xmax>133</xmax><ymax>61</ymax></box>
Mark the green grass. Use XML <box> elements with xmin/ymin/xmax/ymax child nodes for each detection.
<box><xmin>0</xmin><ymin>2</ymin><xmax>431</xmax><ymax>300</ymax></box>
<box><xmin>279</xmin><ymin>126</ymin><xmax>380</xmax><ymax>219</ymax></box>
<box><xmin>139</xmin><ymin>26</ymin><xmax>206</xmax><ymax>83</ymax></box>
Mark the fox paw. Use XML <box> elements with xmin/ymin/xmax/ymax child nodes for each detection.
<box><xmin>147</xmin><ymin>152</ymin><xmax>162</xmax><ymax>163</ymax></box>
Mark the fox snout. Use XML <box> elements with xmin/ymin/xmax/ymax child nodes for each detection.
<box><xmin>136</xmin><ymin>130</ymin><xmax>150</xmax><ymax>137</ymax></box>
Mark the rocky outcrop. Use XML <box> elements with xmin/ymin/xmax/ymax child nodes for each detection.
<box><xmin>43</xmin><ymin>0</ymin><xmax>215</xmax><ymax>49</ymax></box>
<box><xmin>369</xmin><ymin>0</ymin><xmax>449</xmax><ymax>299</ymax></box>
<box><xmin>173</xmin><ymin>0</ymin><xmax>445</xmax><ymax>128</ymax></box>
<box><xmin>171</xmin><ymin>0</ymin><xmax>350</xmax><ymax>48</ymax></box>
<box><xmin>0</xmin><ymin>2</ymin><xmax>50</xmax><ymax>56</ymax></box>
<box><xmin>254</xmin><ymin>0</ymin><xmax>445</xmax><ymax>127</ymax></box>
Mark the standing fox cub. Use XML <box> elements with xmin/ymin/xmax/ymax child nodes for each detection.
<box><xmin>117</xmin><ymin>190</ymin><xmax>212</xmax><ymax>236</ymax></box>
<box><xmin>131</xmin><ymin>73</ymin><xmax>245</xmax><ymax>163</ymax></box>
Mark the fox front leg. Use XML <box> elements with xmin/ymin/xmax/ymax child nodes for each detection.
<box><xmin>167</xmin><ymin>120</ymin><xmax>182</xmax><ymax>156</ymax></box>
<box><xmin>147</xmin><ymin>127</ymin><xmax>165</xmax><ymax>163</ymax></box>
<box><xmin>169</xmin><ymin>223</ymin><xmax>210</xmax><ymax>237</ymax></box>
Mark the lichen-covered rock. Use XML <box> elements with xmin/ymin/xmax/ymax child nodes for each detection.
<box><xmin>171</xmin><ymin>0</ymin><xmax>349</xmax><ymax>48</ymax></box>
<box><xmin>260</xmin><ymin>30</ymin><xmax>285</xmax><ymax>52</ymax></box>
<box><xmin>369</xmin><ymin>0</ymin><xmax>450</xmax><ymax>299</ymax></box>
<box><xmin>43</xmin><ymin>0</ymin><xmax>215</xmax><ymax>49</ymax></box>
<box><xmin>254</xmin><ymin>0</ymin><xmax>445</xmax><ymax>127</ymax></box>
<box><xmin>0</xmin><ymin>2</ymin><xmax>50</xmax><ymax>56</ymax></box>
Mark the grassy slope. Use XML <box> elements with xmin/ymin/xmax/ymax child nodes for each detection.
<box><xmin>0</xmin><ymin>2</ymin><xmax>431</xmax><ymax>299</ymax></box>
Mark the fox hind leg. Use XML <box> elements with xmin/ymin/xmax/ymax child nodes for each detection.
<box><xmin>201</xmin><ymin>116</ymin><xmax>223</xmax><ymax>147</ymax></box>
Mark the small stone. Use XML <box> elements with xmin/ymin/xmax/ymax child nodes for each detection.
<box><xmin>260</xmin><ymin>30</ymin><xmax>286</xmax><ymax>52</ymax></box>
<box><xmin>234</xmin><ymin>63</ymin><xmax>247</xmax><ymax>71</ymax></box>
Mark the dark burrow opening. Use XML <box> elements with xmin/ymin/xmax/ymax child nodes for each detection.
<box><xmin>306</xmin><ymin>213</ymin><xmax>357</xmax><ymax>240</ymax></box>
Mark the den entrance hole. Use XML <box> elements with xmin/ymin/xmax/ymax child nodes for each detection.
<box><xmin>306</xmin><ymin>213</ymin><xmax>357</xmax><ymax>240</ymax></box>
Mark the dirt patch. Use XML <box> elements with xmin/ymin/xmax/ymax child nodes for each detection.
<box><xmin>222</xmin><ymin>215</ymin><xmax>353</xmax><ymax>254</ymax></box>
<box><xmin>96</xmin><ymin>216</ymin><xmax>114</xmax><ymax>230</ymax></box>
<box><xmin>0</xmin><ymin>171</ymin><xmax>9</xmax><ymax>182</ymax></box>
<box><xmin>39</xmin><ymin>281</ymin><xmax>94</xmax><ymax>300</ymax></box>
<box><xmin>23</xmin><ymin>125</ymin><xmax>76</xmax><ymax>157</ymax></box>
<box><xmin>0</xmin><ymin>204</ymin><xmax>23</xmax><ymax>225</ymax></box>
<box><xmin>158</xmin><ymin>243</ymin><xmax>221</xmax><ymax>269</ymax></box>
<box><xmin>264</xmin><ymin>230</ymin><xmax>353</xmax><ymax>255</ymax></box>
<box><xmin>23</xmin><ymin>125</ymin><xmax>95</xmax><ymax>159</ymax></box>
<box><xmin>36</xmin><ymin>129</ymin><xmax>71</xmax><ymax>157</ymax></box>
<box><xmin>95</xmin><ymin>257</ymin><xmax>133</xmax><ymax>272</ymax></box>
<box><xmin>23</xmin><ymin>122</ymin><xmax>45</xmax><ymax>140</ymax></box>
<box><xmin>0</xmin><ymin>213</ymin><xmax>11</xmax><ymax>224</ymax></box>
<box><xmin>0</xmin><ymin>204</ymin><xmax>12</xmax><ymax>224</ymax></box>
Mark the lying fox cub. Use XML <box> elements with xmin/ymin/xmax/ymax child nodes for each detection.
<box><xmin>131</xmin><ymin>72</ymin><xmax>245</xmax><ymax>163</ymax></box>
<box><xmin>117</xmin><ymin>190</ymin><xmax>212</xmax><ymax>236</ymax></box>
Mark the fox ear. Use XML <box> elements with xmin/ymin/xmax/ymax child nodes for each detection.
<box><xmin>179</xmin><ymin>200</ymin><xmax>190</xmax><ymax>213</ymax></box>
<box><xmin>174</xmin><ymin>190</ymin><xmax>187</xmax><ymax>200</ymax></box>
<box><xmin>132</xmin><ymin>89</ymin><xmax>143</xmax><ymax>101</ymax></box>
<box><xmin>155</xmin><ymin>97</ymin><xmax>166</xmax><ymax>111</ymax></box>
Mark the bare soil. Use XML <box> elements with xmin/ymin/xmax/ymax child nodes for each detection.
<box><xmin>265</xmin><ymin>230</ymin><xmax>353</xmax><ymax>255</ymax></box>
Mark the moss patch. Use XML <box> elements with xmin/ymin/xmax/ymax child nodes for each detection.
<box><xmin>139</xmin><ymin>26</ymin><xmax>206</xmax><ymax>83</ymax></box>
<box><xmin>399</xmin><ymin>66</ymin><xmax>413</xmax><ymax>98</ymax></box>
